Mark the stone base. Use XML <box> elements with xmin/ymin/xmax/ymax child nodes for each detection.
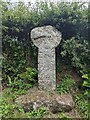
<box><xmin>15</xmin><ymin>87</ymin><xmax>75</xmax><ymax>113</ymax></box>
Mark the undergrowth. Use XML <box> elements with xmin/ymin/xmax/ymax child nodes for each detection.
<box><xmin>56</xmin><ymin>75</ymin><xmax>75</xmax><ymax>94</ymax></box>
<box><xmin>74</xmin><ymin>92</ymin><xmax>89</xmax><ymax>118</ymax></box>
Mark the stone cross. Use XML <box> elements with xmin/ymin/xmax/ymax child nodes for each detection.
<box><xmin>31</xmin><ymin>26</ymin><xmax>61</xmax><ymax>91</ymax></box>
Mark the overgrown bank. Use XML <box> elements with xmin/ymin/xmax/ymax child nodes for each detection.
<box><xmin>1</xmin><ymin>1</ymin><xmax>90</xmax><ymax>119</ymax></box>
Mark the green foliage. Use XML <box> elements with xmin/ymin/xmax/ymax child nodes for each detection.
<box><xmin>61</xmin><ymin>38</ymin><xmax>90</xmax><ymax>90</ymax></box>
<box><xmin>0</xmin><ymin>91</ymin><xmax>48</xmax><ymax>118</ymax></box>
<box><xmin>0</xmin><ymin>97</ymin><xmax>24</xmax><ymax>118</ymax></box>
<box><xmin>59</xmin><ymin>112</ymin><xmax>71</xmax><ymax>119</ymax></box>
<box><xmin>2</xmin><ymin>36</ymin><xmax>27</xmax><ymax>84</ymax></box>
<box><xmin>2</xmin><ymin>1</ymin><xmax>89</xmax><ymax>86</ymax></box>
<box><xmin>80</xmin><ymin>70</ymin><xmax>90</xmax><ymax>89</ymax></box>
<box><xmin>0</xmin><ymin>97</ymin><xmax>14</xmax><ymax>118</ymax></box>
<box><xmin>2</xmin><ymin>36</ymin><xmax>37</xmax><ymax>95</ymax></box>
<box><xmin>7</xmin><ymin>67</ymin><xmax>37</xmax><ymax>97</ymax></box>
<box><xmin>8</xmin><ymin>80</ymin><xmax>32</xmax><ymax>98</ymax></box>
<box><xmin>0</xmin><ymin>88</ymin><xmax>25</xmax><ymax>118</ymax></box>
<box><xmin>56</xmin><ymin>75</ymin><xmax>75</xmax><ymax>94</ymax></box>
<box><xmin>26</xmin><ymin>107</ymin><xmax>48</xmax><ymax>118</ymax></box>
<box><xmin>1</xmin><ymin>2</ymin><xmax>89</xmax><ymax>118</ymax></box>
<box><xmin>60</xmin><ymin>37</ymin><xmax>90</xmax><ymax>118</ymax></box>
<box><xmin>8</xmin><ymin>67</ymin><xmax>37</xmax><ymax>97</ymax></box>
<box><xmin>61</xmin><ymin>38</ymin><xmax>90</xmax><ymax>68</ymax></box>
<box><xmin>74</xmin><ymin>93</ymin><xmax>89</xmax><ymax>118</ymax></box>
<box><xmin>19</xmin><ymin>67</ymin><xmax>37</xmax><ymax>82</ymax></box>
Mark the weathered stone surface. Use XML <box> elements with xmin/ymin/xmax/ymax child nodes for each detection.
<box><xmin>15</xmin><ymin>87</ymin><xmax>74</xmax><ymax>113</ymax></box>
<box><xmin>54</xmin><ymin>94</ymin><xmax>75</xmax><ymax>112</ymax></box>
<box><xmin>31</xmin><ymin>26</ymin><xmax>61</xmax><ymax>91</ymax></box>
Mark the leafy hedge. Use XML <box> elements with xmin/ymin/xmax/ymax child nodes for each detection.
<box><xmin>1</xmin><ymin>1</ymin><xmax>90</xmax><ymax>89</ymax></box>
<box><xmin>1</xmin><ymin>1</ymin><xmax>90</xmax><ymax>118</ymax></box>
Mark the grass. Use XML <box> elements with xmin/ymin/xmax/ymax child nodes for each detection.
<box><xmin>0</xmin><ymin>74</ymin><xmax>89</xmax><ymax>119</ymax></box>
<box><xmin>56</xmin><ymin>75</ymin><xmax>75</xmax><ymax>94</ymax></box>
<box><xmin>0</xmin><ymin>88</ymin><xmax>50</xmax><ymax>118</ymax></box>
<box><xmin>74</xmin><ymin>92</ymin><xmax>89</xmax><ymax>118</ymax></box>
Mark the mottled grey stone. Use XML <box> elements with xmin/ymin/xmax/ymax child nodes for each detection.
<box><xmin>31</xmin><ymin>26</ymin><xmax>61</xmax><ymax>90</ymax></box>
<box><xmin>15</xmin><ymin>87</ymin><xmax>75</xmax><ymax>113</ymax></box>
